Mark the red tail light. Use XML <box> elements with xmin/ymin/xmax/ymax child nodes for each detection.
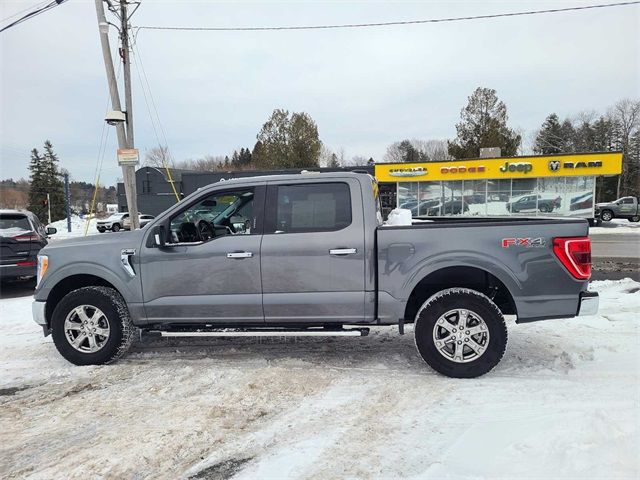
<box><xmin>16</xmin><ymin>260</ymin><xmax>37</xmax><ymax>267</ymax></box>
<box><xmin>553</xmin><ymin>237</ymin><xmax>591</xmax><ymax>280</ymax></box>
<box><xmin>13</xmin><ymin>233</ymin><xmax>39</xmax><ymax>242</ymax></box>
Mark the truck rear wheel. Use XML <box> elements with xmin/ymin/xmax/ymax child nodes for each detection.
<box><xmin>51</xmin><ymin>286</ymin><xmax>135</xmax><ymax>365</ymax></box>
<box><xmin>629</xmin><ymin>216</ymin><xmax>639</xmax><ymax>223</ymax></box>
<box><xmin>414</xmin><ymin>288</ymin><xmax>507</xmax><ymax>378</ymax></box>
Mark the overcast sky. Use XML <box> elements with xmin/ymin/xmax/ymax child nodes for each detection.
<box><xmin>1</xmin><ymin>0</ymin><xmax>638</xmax><ymax>186</ymax></box>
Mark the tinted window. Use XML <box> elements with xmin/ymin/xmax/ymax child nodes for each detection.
<box><xmin>0</xmin><ymin>214</ymin><xmax>31</xmax><ymax>233</ymax></box>
<box><xmin>621</xmin><ymin>198</ymin><xmax>634</xmax><ymax>204</ymax></box>
<box><xmin>270</xmin><ymin>182</ymin><xmax>351</xmax><ymax>233</ymax></box>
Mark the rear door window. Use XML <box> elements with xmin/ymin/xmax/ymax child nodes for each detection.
<box><xmin>267</xmin><ymin>182</ymin><xmax>352</xmax><ymax>233</ymax></box>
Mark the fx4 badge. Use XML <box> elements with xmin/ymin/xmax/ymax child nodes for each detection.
<box><xmin>502</xmin><ymin>237</ymin><xmax>546</xmax><ymax>248</ymax></box>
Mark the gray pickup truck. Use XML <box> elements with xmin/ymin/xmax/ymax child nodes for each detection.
<box><xmin>595</xmin><ymin>196</ymin><xmax>640</xmax><ymax>222</ymax></box>
<box><xmin>32</xmin><ymin>173</ymin><xmax>598</xmax><ymax>378</ymax></box>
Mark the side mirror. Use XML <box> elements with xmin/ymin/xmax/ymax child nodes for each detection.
<box><xmin>46</xmin><ymin>227</ymin><xmax>57</xmax><ymax>235</ymax></box>
<box><xmin>152</xmin><ymin>225</ymin><xmax>166</xmax><ymax>247</ymax></box>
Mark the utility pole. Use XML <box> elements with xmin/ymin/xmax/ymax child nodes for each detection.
<box><xmin>64</xmin><ymin>173</ymin><xmax>71</xmax><ymax>233</ymax></box>
<box><xmin>94</xmin><ymin>0</ymin><xmax>139</xmax><ymax>229</ymax></box>
<box><xmin>47</xmin><ymin>193</ymin><xmax>51</xmax><ymax>225</ymax></box>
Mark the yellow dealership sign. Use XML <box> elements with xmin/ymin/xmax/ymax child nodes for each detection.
<box><xmin>374</xmin><ymin>152</ymin><xmax>622</xmax><ymax>183</ymax></box>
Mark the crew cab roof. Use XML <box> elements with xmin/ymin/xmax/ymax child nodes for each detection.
<box><xmin>199</xmin><ymin>171</ymin><xmax>372</xmax><ymax>190</ymax></box>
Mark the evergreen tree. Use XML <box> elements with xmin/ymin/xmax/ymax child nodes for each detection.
<box><xmin>448</xmin><ymin>87</ymin><xmax>521</xmax><ymax>159</ymax></box>
<box><xmin>238</xmin><ymin>147</ymin><xmax>252</xmax><ymax>166</ymax></box>
<box><xmin>252</xmin><ymin>109</ymin><xmax>322</xmax><ymax>169</ymax></box>
<box><xmin>534</xmin><ymin>114</ymin><xmax>566</xmax><ymax>154</ymax></box>
<box><xmin>27</xmin><ymin>148</ymin><xmax>47</xmax><ymax>221</ymax></box>
<box><xmin>43</xmin><ymin>141</ymin><xmax>65</xmax><ymax>221</ymax></box>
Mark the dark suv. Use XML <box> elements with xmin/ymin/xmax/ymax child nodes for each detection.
<box><xmin>0</xmin><ymin>210</ymin><xmax>56</xmax><ymax>280</ymax></box>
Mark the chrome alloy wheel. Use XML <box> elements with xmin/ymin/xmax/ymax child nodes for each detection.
<box><xmin>64</xmin><ymin>305</ymin><xmax>111</xmax><ymax>353</ymax></box>
<box><xmin>432</xmin><ymin>308</ymin><xmax>490</xmax><ymax>363</ymax></box>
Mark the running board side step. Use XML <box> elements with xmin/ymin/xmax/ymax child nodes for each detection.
<box><xmin>146</xmin><ymin>328</ymin><xmax>370</xmax><ymax>338</ymax></box>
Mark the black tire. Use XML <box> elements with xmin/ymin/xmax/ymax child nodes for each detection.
<box><xmin>539</xmin><ymin>204</ymin><xmax>550</xmax><ymax>213</ymax></box>
<box><xmin>51</xmin><ymin>286</ymin><xmax>135</xmax><ymax>366</ymax></box>
<box><xmin>600</xmin><ymin>210</ymin><xmax>613</xmax><ymax>222</ymax></box>
<box><xmin>414</xmin><ymin>288</ymin><xmax>507</xmax><ymax>378</ymax></box>
<box><xmin>112</xmin><ymin>223</ymin><xmax>121</xmax><ymax>232</ymax></box>
<box><xmin>97</xmin><ymin>228</ymin><xmax>106</xmax><ymax>233</ymax></box>
<box><xmin>629</xmin><ymin>216</ymin><xmax>639</xmax><ymax>223</ymax></box>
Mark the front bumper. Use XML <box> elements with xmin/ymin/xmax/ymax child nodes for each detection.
<box><xmin>32</xmin><ymin>300</ymin><xmax>47</xmax><ymax>326</ymax></box>
<box><xmin>577</xmin><ymin>291</ymin><xmax>599</xmax><ymax>316</ymax></box>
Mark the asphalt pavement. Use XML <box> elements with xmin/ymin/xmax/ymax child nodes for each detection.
<box><xmin>591</xmin><ymin>234</ymin><xmax>640</xmax><ymax>259</ymax></box>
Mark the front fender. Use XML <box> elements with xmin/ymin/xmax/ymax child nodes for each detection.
<box><xmin>35</xmin><ymin>261</ymin><xmax>143</xmax><ymax>304</ymax></box>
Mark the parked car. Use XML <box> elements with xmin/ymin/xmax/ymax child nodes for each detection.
<box><xmin>123</xmin><ymin>214</ymin><xmax>155</xmax><ymax>230</ymax></box>
<box><xmin>410</xmin><ymin>199</ymin><xmax>440</xmax><ymax>216</ymax></box>
<box><xmin>595</xmin><ymin>196</ymin><xmax>640</xmax><ymax>222</ymax></box>
<box><xmin>0</xmin><ymin>209</ymin><xmax>56</xmax><ymax>281</ymax></box>
<box><xmin>506</xmin><ymin>194</ymin><xmax>560</xmax><ymax>213</ymax></box>
<box><xmin>96</xmin><ymin>213</ymin><xmax>129</xmax><ymax>232</ymax></box>
<box><xmin>570</xmin><ymin>192</ymin><xmax>593</xmax><ymax>212</ymax></box>
<box><xmin>420</xmin><ymin>198</ymin><xmax>470</xmax><ymax>216</ymax></box>
<box><xmin>33</xmin><ymin>172</ymin><xmax>597</xmax><ymax>378</ymax></box>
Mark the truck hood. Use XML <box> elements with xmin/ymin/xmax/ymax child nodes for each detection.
<box><xmin>595</xmin><ymin>202</ymin><xmax>613</xmax><ymax>208</ymax></box>
<box><xmin>42</xmin><ymin>230</ymin><xmax>145</xmax><ymax>253</ymax></box>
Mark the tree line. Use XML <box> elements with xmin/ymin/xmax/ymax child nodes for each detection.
<box><xmin>5</xmin><ymin>88</ymin><xmax>637</xmax><ymax>223</ymax></box>
<box><xmin>144</xmin><ymin>88</ymin><xmax>638</xmax><ymax>198</ymax></box>
<box><xmin>1</xmin><ymin>141</ymin><xmax>116</xmax><ymax>221</ymax></box>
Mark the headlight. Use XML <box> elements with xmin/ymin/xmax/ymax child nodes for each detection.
<box><xmin>37</xmin><ymin>255</ymin><xmax>48</xmax><ymax>286</ymax></box>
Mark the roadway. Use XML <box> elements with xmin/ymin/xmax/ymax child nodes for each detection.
<box><xmin>590</xmin><ymin>234</ymin><xmax>639</xmax><ymax>259</ymax></box>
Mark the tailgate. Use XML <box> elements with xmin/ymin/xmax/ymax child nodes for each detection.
<box><xmin>0</xmin><ymin>214</ymin><xmax>35</xmax><ymax>264</ymax></box>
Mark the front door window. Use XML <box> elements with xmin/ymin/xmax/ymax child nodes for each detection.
<box><xmin>169</xmin><ymin>189</ymin><xmax>255</xmax><ymax>243</ymax></box>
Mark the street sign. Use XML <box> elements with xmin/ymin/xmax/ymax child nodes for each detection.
<box><xmin>117</xmin><ymin>148</ymin><xmax>139</xmax><ymax>166</ymax></box>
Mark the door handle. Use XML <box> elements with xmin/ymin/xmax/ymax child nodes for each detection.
<box><xmin>329</xmin><ymin>248</ymin><xmax>357</xmax><ymax>256</ymax></box>
<box><xmin>227</xmin><ymin>251</ymin><xmax>253</xmax><ymax>259</ymax></box>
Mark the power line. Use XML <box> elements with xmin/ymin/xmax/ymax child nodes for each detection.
<box><xmin>0</xmin><ymin>0</ymin><xmax>49</xmax><ymax>24</ymax></box>
<box><xmin>0</xmin><ymin>0</ymin><xmax>69</xmax><ymax>34</ymax></box>
<box><xmin>136</xmin><ymin>1</ymin><xmax>639</xmax><ymax>32</ymax></box>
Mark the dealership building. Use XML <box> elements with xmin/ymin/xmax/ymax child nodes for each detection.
<box><xmin>374</xmin><ymin>152</ymin><xmax>622</xmax><ymax>219</ymax></box>
<box><xmin>118</xmin><ymin>152</ymin><xmax>622</xmax><ymax>220</ymax></box>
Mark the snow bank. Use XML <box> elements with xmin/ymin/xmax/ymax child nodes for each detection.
<box><xmin>590</xmin><ymin>218</ymin><xmax>640</xmax><ymax>235</ymax></box>
<box><xmin>46</xmin><ymin>215</ymin><xmax>99</xmax><ymax>240</ymax></box>
<box><xmin>0</xmin><ymin>280</ymin><xmax>638</xmax><ymax>479</ymax></box>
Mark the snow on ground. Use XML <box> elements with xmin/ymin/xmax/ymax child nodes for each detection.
<box><xmin>590</xmin><ymin>218</ymin><xmax>640</xmax><ymax>235</ymax></box>
<box><xmin>46</xmin><ymin>215</ymin><xmax>99</xmax><ymax>240</ymax></box>
<box><xmin>1</xmin><ymin>280</ymin><xmax>639</xmax><ymax>479</ymax></box>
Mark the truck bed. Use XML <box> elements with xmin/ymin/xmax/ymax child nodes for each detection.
<box><xmin>376</xmin><ymin>216</ymin><xmax>589</xmax><ymax>323</ymax></box>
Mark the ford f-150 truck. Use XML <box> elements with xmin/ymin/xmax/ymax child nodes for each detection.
<box><xmin>32</xmin><ymin>173</ymin><xmax>598</xmax><ymax>378</ymax></box>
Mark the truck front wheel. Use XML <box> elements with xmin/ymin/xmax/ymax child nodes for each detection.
<box><xmin>600</xmin><ymin>210</ymin><xmax>614</xmax><ymax>222</ymax></box>
<box><xmin>51</xmin><ymin>286</ymin><xmax>135</xmax><ymax>365</ymax></box>
<box><xmin>414</xmin><ymin>288</ymin><xmax>507</xmax><ymax>378</ymax></box>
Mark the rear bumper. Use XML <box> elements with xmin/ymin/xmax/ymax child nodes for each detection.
<box><xmin>577</xmin><ymin>291</ymin><xmax>599</xmax><ymax>316</ymax></box>
<box><xmin>0</xmin><ymin>263</ymin><xmax>37</xmax><ymax>279</ymax></box>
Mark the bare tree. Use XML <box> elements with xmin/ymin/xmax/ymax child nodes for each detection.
<box><xmin>176</xmin><ymin>155</ymin><xmax>227</xmax><ymax>171</ymax></box>
<box><xmin>610</xmin><ymin>99</ymin><xmax>640</xmax><ymax>196</ymax></box>
<box><xmin>143</xmin><ymin>145</ymin><xmax>172</xmax><ymax>168</ymax></box>
<box><xmin>351</xmin><ymin>155</ymin><xmax>369</xmax><ymax>165</ymax></box>
<box><xmin>384</xmin><ymin>139</ymin><xmax>452</xmax><ymax>162</ymax></box>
